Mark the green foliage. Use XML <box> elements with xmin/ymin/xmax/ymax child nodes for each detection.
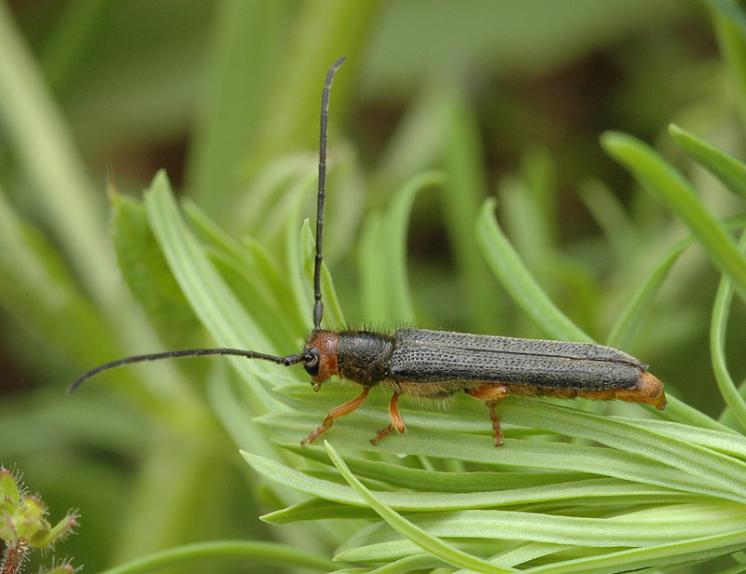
<box><xmin>2</xmin><ymin>1</ymin><xmax>746</xmax><ymax>574</ymax></box>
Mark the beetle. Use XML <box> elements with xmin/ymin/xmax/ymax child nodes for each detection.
<box><xmin>71</xmin><ymin>56</ymin><xmax>666</xmax><ymax>447</ymax></box>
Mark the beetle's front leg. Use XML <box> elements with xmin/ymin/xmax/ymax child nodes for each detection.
<box><xmin>301</xmin><ymin>387</ymin><xmax>370</xmax><ymax>446</ymax></box>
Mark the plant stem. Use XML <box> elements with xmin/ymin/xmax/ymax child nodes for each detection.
<box><xmin>1</xmin><ymin>542</ymin><xmax>28</xmax><ymax>574</ymax></box>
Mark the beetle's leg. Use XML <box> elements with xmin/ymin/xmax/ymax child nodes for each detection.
<box><xmin>486</xmin><ymin>400</ymin><xmax>504</xmax><ymax>447</ymax></box>
<box><xmin>467</xmin><ymin>384</ymin><xmax>509</xmax><ymax>447</ymax></box>
<box><xmin>301</xmin><ymin>387</ymin><xmax>370</xmax><ymax>446</ymax></box>
<box><xmin>370</xmin><ymin>392</ymin><xmax>405</xmax><ymax>446</ymax></box>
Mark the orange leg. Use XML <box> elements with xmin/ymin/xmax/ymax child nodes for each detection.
<box><xmin>467</xmin><ymin>384</ymin><xmax>509</xmax><ymax>447</ymax></box>
<box><xmin>370</xmin><ymin>392</ymin><xmax>406</xmax><ymax>446</ymax></box>
<box><xmin>301</xmin><ymin>387</ymin><xmax>370</xmax><ymax>446</ymax></box>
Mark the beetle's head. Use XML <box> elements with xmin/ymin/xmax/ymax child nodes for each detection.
<box><xmin>303</xmin><ymin>330</ymin><xmax>339</xmax><ymax>391</ymax></box>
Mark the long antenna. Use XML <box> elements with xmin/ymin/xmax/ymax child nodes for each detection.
<box><xmin>68</xmin><ymin>349</ymin><xmax>305</xmax><ymax>394</ymax></box>
<box><xmin>314</xmin><ymin>56</ymin><xmax>346</xmax><ymax>330</ymax></box>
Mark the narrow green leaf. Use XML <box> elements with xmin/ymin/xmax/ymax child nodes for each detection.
<box><xmin>503</xmin><ymin>403</ymin><xmax>746</xmax><ymax>502</ymax></box>
<box><xmin>710</xmin><ymin>0</ymin><xmax>746</xmax><ymax>129</ymax></box>
<box><xmin>185</xmin><ymin>200</ymin><xmax>307</xmax><ymax>338</ymax></box>
<box><xmin>462</xmin><ymin>542</ymin><xmax>565</xmax><ymax>571</ymax></box>
<box><xmin>282</xmin><ymin>171</ymin><xmax>319</xmax><ymax>332</ymax></box>
<box><xmin>262</xmin><ymin>497</ymin><xmax>374</xmax><ymax>524</ymax></box>
<box><xmin>660</xmin><ymin>397</ymin><xmax>735</xmax><ymax>433</ymax></box>
<box><xmin>359</xmin><ymin>212</ymin><xmax>390</xmax><ymax>325</ymax></box>
<box><xmin>669</xmin><ymin>124</ymin><xmax>746</xmax><ymax>200</ymax></box>
<box><xmin>0</xmin><ymin>2</ymin><xmax>112</xmax><ymax>302</ymax></box>
<box><xmin>601</xmin><ymin>131</ymin><xmax>746</xmax><ymax>301</ymax></box>
<box><xmin>323</xmin><ymin>441</ymin><xmax>518</xmax><ymax>574</ymax></box>
<box><xmin>99</xmin><ymin>540</ymin><xmax>335</xmax><ymax>574</ymax></box>
<box><xmin>710</xmin><ymin>230</ymin><xmax>746</xmax><ymax>431</ymax></box>
<box><xmin>606</xmin><ymin>241</ymin><xmax>685</xmax><ymax>349</ymax></box>
<box><xmin>336</xmin><ymin>538</ymin><xmax>511</xmax><ymax>566</ymax></box>
<box><xmin>383</xmin><ymin>171</ymin><xmax>444</xmax><ymax>323</ymax></box>
<box><xmin>443</xmin><ymin>95</ymin><xmax>500</xmax><ymax>332</ymax></box>
<box><xmin>0</xmin><ymin>186</ymin><xmax>116</xmax><ymax>368</ymax></box>
<box><xmin>282</xmin><ymin>444</ymin><xmax>593</xmax><ymax>493</ymax></box>
<box><xmin>143</xmin><ymin>171</ymin><xmax>285</xmax><ymax>427</ymax></box>
<box><xmin>337</xmin><ymin>503</ymin><xmax>746</xmax><ymax>556</ymax></box>
<box><xmin>524</xmin><ymin>529</ymin><xmax>746</xmax><ymax>574</ymax></box>
<box><xmin>612</xmin><ymin>418</ymin><xmax>745</xmax><ymax>458</ymax></box>
<box><xmin>0</xmin><ymin>4</ymin><xmax>189</xmax><ymax>411</ymax></box>
<box><xmin>187</xmin><ymin>0</ymin><xmax>294</xmax><ymax>219</ymax></box>
<box><xmin>111</xmin><ymin>192</ymin><xmax>199</xmax><ymax>347</ymax></box>
<box><xmin>359</xmin><ymin>172</ymin><xmax>444</xmax><ymax>327</ymax></box>
<box><xmin>578</xmin><ymin>179</ymin><xmax>636</xmax><ymax>260</ymax></box>
<box><xmin>40</xmin><ymin>0</ymin><xmax>108</xmax><ymax>95</ymax></box>
<box><xmin>476</xmin><ymin>198</ymin><xmax>593</xmax><ymax>342</ymax></box>
<box><xmin>246</xmin><ymin>450</ymin><xmax>690</xmax><ymax>515</ymax></box>
<box><xmin>247</xmin><ymin>1</ymin><xmax>379</xmax><ymax>167</ymax></box>
<box><xmin>368</xmin><ymin>554</ymin><xmax>444</xmax><ymax>574</ymax></box>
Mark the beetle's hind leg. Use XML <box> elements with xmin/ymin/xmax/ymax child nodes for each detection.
<box><xmin>370</xmin><ymin>392</ymin><xmax>406</xmax><ymax>446</ymax></box>
<box><xmin>301</xmin><ymin>387</ymin><xmax>370</xmax><ymax>446</ymax></box>
<box><xmin>467</xmin><ymin>384</ymin><xmax>509</xmax><ymax>447</ymax></box>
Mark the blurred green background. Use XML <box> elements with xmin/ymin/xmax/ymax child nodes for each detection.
<box><xmin>1</xmin><ymin>0</ymin><xmax>746</xmax><ymax>572</ymax></box>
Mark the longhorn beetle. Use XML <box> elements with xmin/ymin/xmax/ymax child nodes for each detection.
<box><xmin>71</xmin><ymin>56</ymin><xmax>666</xmax><ymax>447</ymax></box>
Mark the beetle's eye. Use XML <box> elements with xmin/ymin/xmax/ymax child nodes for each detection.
<box><xmin>303</xmin><ymin>349</ymin><xmax>320</xmax><ymax>377</ymax></box>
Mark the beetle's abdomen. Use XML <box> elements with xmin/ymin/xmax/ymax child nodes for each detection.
<box><xmin>337</xmin><ymin>331</ymin><xmax>395</xmax><ymax>386</ymax></box>
<box><xmin>390</xmin><ymin>328</ymin><xmax>642</xmax><ymax>390</ymax></box>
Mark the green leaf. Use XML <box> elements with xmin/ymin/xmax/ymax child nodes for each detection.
<box><xmin>262</xmin><ymin>497</ymin><xmax>375</xmax><ymax>524</ymax></box>
<box><xmin>282</xmin><ymin>444</ymin><xmax>593</xmax><ymax>493</ymax></box>
<box><xmin>99</xmin><ymin>540</ymin><xmax>336</xmax><ymax>574</ymax></box>
<box><xmin>710</xmin><ymin>229</ymin><xmax>746</xmax><ymax>431</ymax></box>
<box><xmin>338</xmin><ymin>503</ymin><xmax>746</xmax><ymax>557</ymax></box>
<box><xmin>710</xmin><ymin>0</ymin><xmax>746</xmax><ymax>128</ymax></box>
<box><xmin>601</xmin><ymin>131</ymin><xmax>746</xmax><ymax>301</ymax></box>
<box><xmin>111</xmin><ymin>192</ymin><xmax>199</xmax><ymax>347</ymax></box>
<box><xmin>244</xmin><ymin>1</ymin><xmax>380</xmax><ymax>186</ymax></box>
<box><xmin>0</xmin><ymin>186</ymin><xmax>117</xmax><ymax>368</ymax></box>
<box><xmin>39</xmin><ymin>0</ymin><xmax>108</xmax><ymax>95</ymax></box>
<box><xmin>443</xmin><ymin>94</ymin><xmax>501</xmax><ymax>332</ymax></box>
<box><xmin>184</xmin><ymin>201</ymin><xmax>304</xmax><ymax>350</ymax></box>
<box><xmin>578</xmin><ymin>179</ymin><xmax>636</xmax><ymax>262</ymax></box>
<box><xmin>524</xmin><ymin>529</ymin><xmax>746</xmax><ymax>574</ymax></box>
<box><xmin>358</xmin><ymin>171</ymin><xmax>444</xmax><ymax>327</ymax></box>
<box><xmin>245</xmin><ymin>451</ymin><xmax>691</xmax><ymax>515</ymax></box>
<box><xmin>186</xmin><ymin>0</ymin><xmax>294</xmax><ymax>219</ymax></box>
<box><xmin>606</xmin><ymin>240</ymin><xmax>685</xmax><ymax>350</ymax></box>
<box><xmin>359</xmin><ymin>212</ymin><xmax>387</xmax><ymax>323</ymax></box>
<box><xmin>323</xmin><ymin>441</ymin><xmax>518</xmax><ymax>574</ymax></box>
<box><xmin>669</xmin><ymin>124</ymin><xmax>746</xmax><ymax>200</ymax></box>
<box><xmin>142</xmin><ymin>170</ymin><xmax>289</xmax><ymax>461</ymax></box>
<box><xmin>0</xmin><ymin>1</ymin><xmax>112</xmax><ymax>301</ymax></box>
<box><xmin>476</xmin><ymin>198</ymin><xmax>593</xmax><ymax>342</ymax></box>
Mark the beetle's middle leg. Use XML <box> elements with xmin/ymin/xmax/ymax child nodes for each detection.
<box><xmin>301</xmin><ymin>387</ymin><xmax>370</xmax><ymax>446</ymax></box>
<box><xmin>370</xmin><ymin>392</ymin><xmax>406</xmax><ymax>446</ymax></box>
<box><xmin>467</xmin><ymin>384</ymin><xmax>509</xmax><ymax>447</ymax></box>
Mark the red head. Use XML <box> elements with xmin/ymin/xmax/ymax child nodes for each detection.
<box><xmin>303</xmin><ymin>330</ymin><xmax>340</xmax><ymax>390</ymax></box>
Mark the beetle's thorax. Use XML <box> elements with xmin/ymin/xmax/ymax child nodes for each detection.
<box><xmin>336</xmin><ymin>330</ymin><xmax>395</xmax><ymax>386</ymax></box>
